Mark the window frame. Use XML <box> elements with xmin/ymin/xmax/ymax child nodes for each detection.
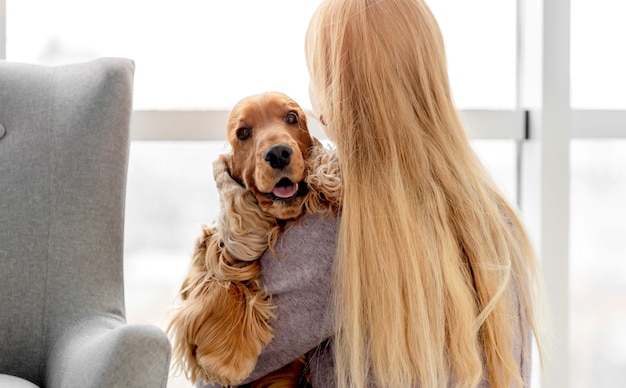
<box><xmin>128</xmin><ymin>109</ymin><xmax>527</xmax><ymax>141</ymax></box>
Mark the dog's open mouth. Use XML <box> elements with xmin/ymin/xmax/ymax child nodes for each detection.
<box><xmin>263</xmin><ymin>178</ymin><xmax>308</xmax><ymax>201</ymax></box>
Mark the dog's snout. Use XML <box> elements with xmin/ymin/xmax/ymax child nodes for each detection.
<box><xmin>264</xmin><ymin>144</ymin><xmax>293</xmax><ymax>169</ymax></box>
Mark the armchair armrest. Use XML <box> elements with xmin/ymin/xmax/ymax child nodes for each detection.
<box><xmin>45</xmin><ymin>318</ymin><xmax>171</xmax><ymax>388</ymax></box>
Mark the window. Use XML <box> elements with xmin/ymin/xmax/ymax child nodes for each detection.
<box><xmin>571</xmin><ymin>0</ymin><xmax>626</xmax><ymax>109</ymax></box>
<box><xmin>430</xmin><ymin>0</ymin><xmax>517</xmax><ymax>109</ymax></box>
<box><xmin>6</xmin><ymin>0</ymin><xmax>517</xmax><ymax>110</ymax></box>
<box><xmin>569</xmin><ymin>2</ymin><xmax>626</xmax><ymax>387</ymax></box>
<box><xmin>124</xmin><ymin>142</ymin><xmax>222</xmax><ymax>324</ymax></box>
<box><xmin>570</xmin><ymin>140</ymin><xmax>626</xmax><ymax>388</ymax></box>
<box><xmin>6</xmin><ymin>0</ymin><xmax>321</xmax><ymax>110</ymax></box>
<box><xmin>5</xmin><ymin>1</ymin><xmax>626</xmax><ymax>387</ymax></box>
<box><xmin>472</xmin><ymin>140</ymin><xmax>518</xmax><ymax>202</ymax></box>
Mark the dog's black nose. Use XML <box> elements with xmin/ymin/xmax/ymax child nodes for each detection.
<box><xmin>264</xmin><ymin>144</ymin><xmax>293</xmax><ymax>169</ymax></box>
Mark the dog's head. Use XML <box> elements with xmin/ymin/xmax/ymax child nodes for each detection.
<box><xmin>226</xmin><ymin>92</ymin><xmax>315</xmax><ymax>220</ymax></box>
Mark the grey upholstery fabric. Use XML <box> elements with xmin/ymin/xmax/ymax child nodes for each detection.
<box><xmin>0</xmin><ymin>58</ymin><xmax>171</xmax><ymax>387</ymax></box>
<box><xmin>0</xmin><ymin>375</ymin><xmax>39</xmax><ymax>388</ymax></box>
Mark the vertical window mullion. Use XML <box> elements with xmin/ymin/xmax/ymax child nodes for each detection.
<box><xmin>519</xmin><ymin>1</ymin><xmax>572</xmax><ymax>388</ymax></box>
<box><xmin>515</xmin><ymin>0</ymin><xmax>524</xmax><ymax>208</ymax></box>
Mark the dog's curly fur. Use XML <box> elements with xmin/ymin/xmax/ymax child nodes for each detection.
<box><xmin>168</xmin><ymin>92</ymin><xmax>341</xmax><ymax>387</ymax></box>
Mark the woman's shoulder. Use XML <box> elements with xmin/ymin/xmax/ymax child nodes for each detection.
<box><xmin>260</xmin><ymin>213</ymin><xmax>340</xmax><ymax>292</ymax></box>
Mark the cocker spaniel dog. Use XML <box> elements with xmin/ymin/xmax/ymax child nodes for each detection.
<box><xmin>168</xmin><ymin>92</ymin><xmax>341</xmax><ymax>387</ymax></box>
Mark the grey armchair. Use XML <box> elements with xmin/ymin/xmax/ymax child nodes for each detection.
<box><xmin>0</xmin><ymin>58</ymin><xmax>171</xmax><ymax>387</ymax></box>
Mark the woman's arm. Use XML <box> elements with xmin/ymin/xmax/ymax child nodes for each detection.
<box><xmin>246</xmin><ymin>213</ymin><xmax>338</xmax><ymax>382</ymax></box>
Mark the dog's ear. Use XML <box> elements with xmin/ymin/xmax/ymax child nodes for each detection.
<box><xmin>213</xmin><ymin>153</ymin><xmax>245</xmax><ymax>188</ymax></box>
<box><xmin>225</xmin><ymin>153</ymin><xmax>246</xmax><ymax>187</ymax></box>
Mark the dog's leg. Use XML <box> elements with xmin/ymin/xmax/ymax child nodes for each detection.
<box><xmin>189</xmin><ymin>280</ymin><xmax>274</xmax><ymax>386</ymax></box>
<box><xmin>169</xmin><ymin>224</ymin><xmax>275</xmax><ymax>386</ymax></box>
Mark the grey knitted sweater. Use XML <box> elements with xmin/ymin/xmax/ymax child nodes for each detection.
<box><xmin>198</xmin><ymin>213</ymin><xmax>532</xmax><ymax>387</ymax></box>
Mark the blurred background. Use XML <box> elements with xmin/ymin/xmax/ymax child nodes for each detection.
<box><xmin>3</xmin><ymin>1</ymin><xmax>625</xmax><ymax>387</ymax></box>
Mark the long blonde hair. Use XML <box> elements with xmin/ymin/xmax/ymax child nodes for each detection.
<box><xmin>305</xmin><ymin>0</ymin><xmax>543</xmax><ymax>387</ymax></box>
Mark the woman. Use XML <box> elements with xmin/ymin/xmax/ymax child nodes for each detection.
<box><xmin>204</xmin><ymin>0</ymin><xmax>544</xmax><ymax>386</ymax></box>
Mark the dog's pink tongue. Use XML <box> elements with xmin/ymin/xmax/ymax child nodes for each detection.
<box><xmin>272</xmin><ymin>183</ymin><xmax>297</xmax><ymax>198</ymax></box>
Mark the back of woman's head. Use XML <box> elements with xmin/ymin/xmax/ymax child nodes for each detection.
<box><xmin>306</xmin><ymin>1</ymin><xmax>543</xmax><ymax>387</ymax></box>
<box><xmin>306</xmin><ymin>0</ymin><xmax>456</xmax><ymax>161</ymax></box>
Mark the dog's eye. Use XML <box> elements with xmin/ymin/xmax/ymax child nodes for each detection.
<box><xmin>284</xmin><ymin>111</ymin><xmax>299</xmax><ymax>125</ymax></box>
<box><xmin>236</xmin><ymin>127</ymin><xmax>252</xmax><ymax>141</ymax></box>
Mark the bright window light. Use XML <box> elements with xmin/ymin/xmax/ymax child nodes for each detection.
<box><xmin>571</xmin><ymin>0</ymin><xmax>626</xmax><ymax>109</ymax></box>
<box><xmin>570</xmin><ymin>140</ymin><xmax>626</xmax><ymax>388</ymax></box>
<box><xmin>7</xmin><ymin>0</ymin><xmax>516</xmax><ymax>110</ymax></box>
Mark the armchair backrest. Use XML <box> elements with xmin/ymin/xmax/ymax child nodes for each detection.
<box><xmin>0</xmin><ymin>58</ymin><xmax>134</xmax><ymax>384</ymax></box>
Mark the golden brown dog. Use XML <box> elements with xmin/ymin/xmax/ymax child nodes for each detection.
<box><xmin>168</xmin><ymin>92</ymin><xmax>341</xmax><ymax>387</ymax></box>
